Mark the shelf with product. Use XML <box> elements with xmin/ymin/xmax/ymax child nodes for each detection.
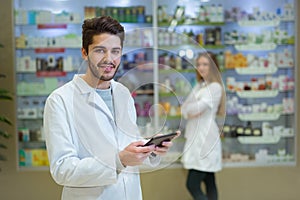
<box><xmin>18</xmin><ymin>114</ymin><xmax>48</xmax><ymax>169</ymax></box>
<box><xmin>155</xmin><ymin>48</ymin><xmax>197</xmax><ymax>162</ymax></box>
<box><xmin>17</xmin><ymin>93</ymin><xmax>67</xmax><ymax>154</ymax></box>
<box><xmin>17</xmin><ymin>91</ymin><xmax>50</xmax><ymax>170</ymax></box>
<box><xmin>115</xmin><ymin>48</ymin><xmax>156</xmax><ymax>136</ymax></box>
<box><xmin>156</xmin><ymin>23</ymin><xmax>225</xmax><ymax>51</ymax></box>
<box><xmin>157</xmin><ymin>1</ymin><xmax>226</xmax><ymax>53</ymax></box>
<box><xmin>234</xmin><ymin>11</ymin><xmax>294</xmax><ymax>27</ymax></box>
<box><xmin>157</xmin><ymin>2</ymin><xmax>225</xmax><ymax>27</ymax></box>
<box><xmin>222</xmin><ymin>118</ymin><xmax>295</xmax><ymax>167</ymax></box>
<box><xmin>223</xmin><ymin>70</ymin><xmax>295</xmax><ymax>166</ymax></box>
<box><xmin>155</xmin><ymin>1</ymin><xmax>227</xmax><ymax>132</ymax></box>
<box><xmin>224</xmin><ymin>2</ymin><xmax>295</xmax><ymax>45</ymax></box>
<box><xmin>223</xmin><ymin>61</ymin><xmax>295</xmax><ymax>166</ymax></box>
<box><xmin>155</xmin><ymin>1</ymin><xmax>227</xmax><ymax>143</ymax></box>
<box><xmin>220</xmin><ymin>1</ymin><xmax>296</xmax><ymax>167</ymax></box>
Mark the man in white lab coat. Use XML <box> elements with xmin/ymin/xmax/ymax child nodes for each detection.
<box><xmin>43</xmin><ymin>16</ymin><xmax>174</xmax><ymax>200</ymax></box>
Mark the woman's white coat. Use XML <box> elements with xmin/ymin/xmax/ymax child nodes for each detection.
<box><xmin>181</xmin><ymin>82</ymin><xmax>222</xmax><ymax>172</ymax></box>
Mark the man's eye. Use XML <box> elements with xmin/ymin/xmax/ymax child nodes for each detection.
<box><xmin>95</xmin><ymin>49</ymin><xmax>105</xmax><ymax>53</ymax></box>
<box><xmin>112</xmin><ymin>50</ymin><xmax>121</xmax><ymax>55</ymax></box>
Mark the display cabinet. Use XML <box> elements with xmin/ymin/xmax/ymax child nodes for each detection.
<box><xmin>221</xmin><ymin>1</ymin><xmax>295</xmax><ymax>167</ymax></box>
<box><xmin>156</xmin><ymin>0</ymin><xmax>296</xmax><ymax>167</ymax></box>
<box><xmin>14</xmin><ymin>0</ymin><xmax>297</xmax><ymax>170</ymax></box>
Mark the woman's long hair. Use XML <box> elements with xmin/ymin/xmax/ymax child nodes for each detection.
<box><xmin>195</xmin><ymin>51</ymin><xmax>226</xmax><ymax>117</ymax></box>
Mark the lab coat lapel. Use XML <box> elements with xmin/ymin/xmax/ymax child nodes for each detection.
<box><xmin>112</xmin><ymin>83</ymin><xmax>140</xmax><ymax>138</ymax></box>
<box><xmin>72</xmin><ymin>75</ymin><xmax>117</xmax><ymax>167</ymax></box>
<box><xmin>73</xmin><ymin>75</ymin><xmax>114</xmax><ymax>121</ymax></box>
<box><xmin>73</xmin><ymin>92</ymin><xmax>117</xmax><ymax>168</ymax></box>
<box><xmin>87</xmin><ymin>91</ymin><xmax>114</xmax><ymax>121</ymax></box>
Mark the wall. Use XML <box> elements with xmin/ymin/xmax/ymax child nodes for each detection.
<box><xmin>0</xmin><ymin>1</ymin><xmax>299</xmax><ymax>200</ymax></box>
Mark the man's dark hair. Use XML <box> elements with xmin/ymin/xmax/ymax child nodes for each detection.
<box><xmin>82</xmin><ymin>16</ymin><xmax>125</xmax><ymax>54</ymax></box>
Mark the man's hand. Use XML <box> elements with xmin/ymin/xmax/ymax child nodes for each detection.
<box><xmin>152</xmin><ymin>130</ymin><xmax>181</xmax><ymax>156</ymax></box>
<box><xmin>119</xmin><ymin>141</ymin><xmax>155</xmax><ymax>167</ymax></box>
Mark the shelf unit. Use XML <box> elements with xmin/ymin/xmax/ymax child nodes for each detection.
<box><xmin>14</xmin><ymin>0</ymin><xmax>297</xmax><ymax>170</ymax></box>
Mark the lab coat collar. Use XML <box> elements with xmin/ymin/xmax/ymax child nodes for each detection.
<box><xmin>112</xmin><ymin>83</ymin><xmax>140</xmax><ymax>137</ymax></box>
<box><xmin>72</xmin><ymin>74</ymin><xmax>114</xmax><ymax>120</ymax></box>
<box><xmin>72</xmin><ymin>74</ymin><xmax>118</xmax><ymax>94</ymax></box>
<box><xmin>72</xmin><ymin>75</ymin><xmax>140</xmax><ymax>137</ymax></box>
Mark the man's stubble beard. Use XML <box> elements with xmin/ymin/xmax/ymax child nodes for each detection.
<box><xmin>88</xmin><ymin>59</ymin><xmax>119</xmax><ymax>81</ymax></box>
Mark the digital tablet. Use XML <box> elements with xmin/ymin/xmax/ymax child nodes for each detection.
<box><xmin>143</xmin><ymin>132</ymin><xmax>178</xmax><ymax>147</ymax></box>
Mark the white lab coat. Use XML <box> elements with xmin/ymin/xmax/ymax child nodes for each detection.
<box><xmin>43</xmin><ymin>75</ymin><xmax>159</xmax><ymax>200</ymax></box>
<box><xmin>181</xmin><ymin>82</ymin><xmax>222</xmax><ymax>172</ymax></box>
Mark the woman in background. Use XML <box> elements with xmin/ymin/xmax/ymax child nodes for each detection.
<box><xmin>181</xmin><ymin>52</ymin><xmax>225</xmax><ymax>200</ymax></box>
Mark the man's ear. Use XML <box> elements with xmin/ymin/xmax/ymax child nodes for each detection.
<box><xmin>81</xmin><ymin>48</ymin><xmax>88</xmax><ymax>60</ymax></box>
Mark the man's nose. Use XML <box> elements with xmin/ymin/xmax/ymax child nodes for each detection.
<box><xmin>103</xmin><ymin>51</ymin><xmax>113</xmax><ymax>62</ymax></box>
